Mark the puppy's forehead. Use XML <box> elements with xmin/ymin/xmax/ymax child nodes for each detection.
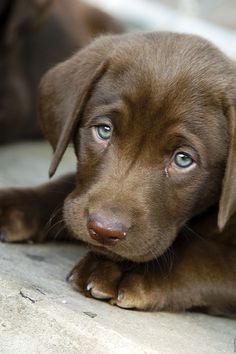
<box><xmin>94</xmin><ymin>32</ymin><xmax>230</xmax><ymax>115</ymax></box>
<box><xmin>85</xmin><ymin>32</ymin><xmax>233</xmax><ymax>155</ymax></box>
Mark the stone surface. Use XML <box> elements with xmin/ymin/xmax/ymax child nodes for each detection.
<box><xmin>0</xmin><ymin>142</ymin><xmax>235</xmax><ymax>353</ymax></box>
<box><xmin>1</xmin><ymin>243</ymin><xmax>235</xmax><ymax>354</ymax></box>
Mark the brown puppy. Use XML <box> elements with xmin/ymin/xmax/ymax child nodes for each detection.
<box><xmin>1</xmin><ymin>32</ymin><xmax>236</xmax><ymax>317</ymax></box>
<box><xmin>0</xmin><ymin>0</ymin><xmax>123</xmax><ymax>143</ymax></box>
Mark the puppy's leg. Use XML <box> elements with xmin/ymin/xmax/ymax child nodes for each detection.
<box><xmin>68</xmin><ymin>238</ymin><xmax>236</xmax><ymax>317</ymax></box>
<box><xmin>0</xmin><ymin>173</ymin><xmax>75</xmax><ymax>242</ymax></box>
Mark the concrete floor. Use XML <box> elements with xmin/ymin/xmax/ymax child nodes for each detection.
<box><xmin>0</xmin><ymin>142</ymin><xmax>235</xmax><ymax>353</ymax></box>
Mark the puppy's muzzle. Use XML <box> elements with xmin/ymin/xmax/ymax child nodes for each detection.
<box><xmin>87</xmin><ymin>212</ymin><xmax>129</xmax><ymax>246</ymax></box>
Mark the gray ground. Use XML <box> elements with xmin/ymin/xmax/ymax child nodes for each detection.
<box><xmin>0</xmin><ymin>142</ymin><xmax>235</xmax><ymax>353</ymax></box>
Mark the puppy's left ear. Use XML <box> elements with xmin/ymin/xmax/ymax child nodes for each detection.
<box><xmin>38</xmin><ymin>38</ymin><xmax>112</xmax><ymax>177</ymax></box>
<box><xmin>218</xmin><ymin>105</ymin><xmax>236</xmax><ymax>230</ymax></box>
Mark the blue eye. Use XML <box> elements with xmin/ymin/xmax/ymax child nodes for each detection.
<box><xmin>96</xmin><ymin>124</ymin><xmax>112</xmax><ymax>140</ymax></box>
<box><xmin>174</xmin><ymin>152</ymin><xmax>193</xmax><ymax>168</ymax></box>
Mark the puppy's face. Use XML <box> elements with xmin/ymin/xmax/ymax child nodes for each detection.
<box><xmin>39</xmin><ymin>33</ymin><xmax>236</xmax><ymax>262</ymax></box>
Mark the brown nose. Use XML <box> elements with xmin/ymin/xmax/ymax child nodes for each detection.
<box><xmin>87</xmin><ymin>213</ymin><xmax>128</xmax><ymax>246</ymax></box>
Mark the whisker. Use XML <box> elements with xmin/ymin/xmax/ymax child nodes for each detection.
<box><xmin>182</xmin><ymin>224</ymin><xmax>205</xmax><ymax>242</ymax></box>
<box><xmin>52</xmin><ymin>223</ymin><xmax>66</xmax><ymax>241</ymax></box>
<box><xmin>41</xmin><ymin>206</ymin><xmax>63</xmax><ymax>237</ymax></box>
<box><xmin>45</xmin><ymin>218</ymin><xmax>64</xmax><ymax>235</ymax></box>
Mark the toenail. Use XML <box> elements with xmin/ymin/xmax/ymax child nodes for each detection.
<box><xmin>66</xmin><ymin>273</ymin><xmax>74</xmax><ymax>282</ymax></box>
<box><xmin>86</xmin><ymin>282</ymin><xmax>93</xmax><ymax>291</ymax></box>
<box><xmin>117</xmin><ymin>290</ymin><xmax>124</xmax><ymax>301</ymax></box>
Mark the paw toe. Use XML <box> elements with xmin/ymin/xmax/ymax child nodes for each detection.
<box><xmin>113</xmin><ymin>273</ymin><xmax>153</xmax><ymax>310</ymax></box>
<box><xmin>112</xmin><ymin>290</ymin><xmax>136</xmax><ymax>309</ymax></box>
<box><xmin>68</xmin><ymin>253</ymin><xmax>122</xmax><ymax>302</ymax></box>
<box><xmin>87</xmin><ymin>282</ymin><xmax>113</xmax><ymax>300</ymax></box>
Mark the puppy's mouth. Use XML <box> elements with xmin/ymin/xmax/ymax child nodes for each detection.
<box><xmin>64</xmin><ymin>198</ymin><xmax>175</xmax><ymax>262</ymax></box>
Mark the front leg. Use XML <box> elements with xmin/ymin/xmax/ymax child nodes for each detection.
<box><xmin>0</xmin><ymin>173</ymin><xmax>75</xmax><ymax>242</ymax></box>
<box><xmin>68</xmin><ymin>238</ymin><xmax>236</xmax><ymax>317</ymax></box>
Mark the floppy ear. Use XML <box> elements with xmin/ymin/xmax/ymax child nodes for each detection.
<box><xmin>38</xmin><ymin>39</ymin><xmax>110</xmax><ymax>177</ymax></box>
<box><xmin>218</xmin><ymin>105</ymin><xmax>236</xmax><ymax>230</ymax></box>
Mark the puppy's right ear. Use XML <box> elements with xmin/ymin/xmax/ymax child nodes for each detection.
<box><xmin>217</xmin><ymin>105</ymin><xmax>236</xmax><ymax>230</ymax></box>
<box><xmin>38</xmin><ymin>40</ymin><xmax>110</xmax><ymax>177</ymax></box>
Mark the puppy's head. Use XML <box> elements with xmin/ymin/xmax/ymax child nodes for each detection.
<box><xmin>38</xmin><ymin>32</ymin><xmax>236</xmax><ymax>262</ymax></box>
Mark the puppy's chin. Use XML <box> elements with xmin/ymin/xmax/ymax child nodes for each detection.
<box><xmin>87</xmin><ymin>243</ymin><xmax>164</xmax><ymax>263</ymax></box>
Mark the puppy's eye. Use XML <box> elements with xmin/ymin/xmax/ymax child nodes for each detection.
<box><xmin>95</xmin><ymin>124</ymin><xmax>112</xmax><ymax>140</ymax></box>
<box><xmin>166</xmin><ymin>150</ymin><xmax>196</xmax><ymax>177</ymax></box>
<box><xmin>173</xmin><ymin>152</ymin><xmax>193</xmax><ymax>168</ymax></box>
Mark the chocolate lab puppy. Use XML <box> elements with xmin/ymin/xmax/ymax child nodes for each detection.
<box><xmin>0</xmin><ymin>0</ymin><xmax>123</xmax><ymax>143</ymax></box>
<box><xmin>0</xmin><ymin>32</ymin><xmax>236</xmax><ymax>317</ymax></box>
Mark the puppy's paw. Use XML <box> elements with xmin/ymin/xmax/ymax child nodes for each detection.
<box><xmin>0</xmin><ymin>188</ymin><xmax>40</xmax><ymax>242</ymax></box>
<box><xmin>68</xmin><ymin>252</ymin><xmax>164</xmax><ymax>310</ymax></box>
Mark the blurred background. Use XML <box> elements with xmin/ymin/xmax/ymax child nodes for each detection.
<box><xmin>86</xmin><ymin>0</ymin><xmax>236</xmax><ymax>58</ymax></box>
